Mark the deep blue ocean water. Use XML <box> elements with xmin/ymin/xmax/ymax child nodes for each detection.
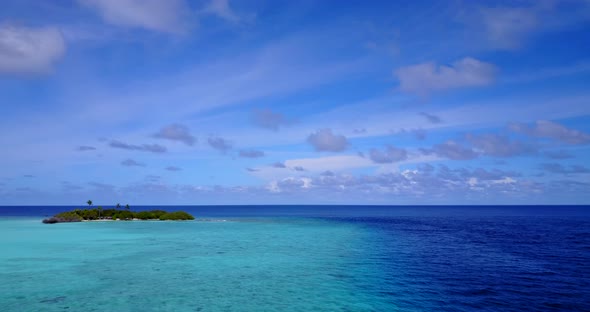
<box><xmin>1</xmin><ymin>205</ymin><xmax>589</xmax><ymax>311</ymax></box>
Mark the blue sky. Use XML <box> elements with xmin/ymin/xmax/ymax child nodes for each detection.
<box><xmin>1</xmin><ymin>0</ymin><xmax>589</xmax><ymax>205</ymax></box>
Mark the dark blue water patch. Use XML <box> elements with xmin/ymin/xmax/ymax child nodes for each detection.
<box><xmin>332</xmin><ymin>216</ymin><xmax>590</xmax><ymax>311</ymax></box>
<box><xmin>1</xmin><ymin>205</ymin><xmax>589</xmax><ymax>218</ymax></box>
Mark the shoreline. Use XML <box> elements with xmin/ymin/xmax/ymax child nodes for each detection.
<box><xmin>42</xmin><ymin>209</ymin><xmax>195</xmax><ymax>224</ymax></box>
<box><xmin>81</xmin><ymin>218</ymin><xmax>197</xmax><ymax>222</ymax></box>
<box><xmin>43</xmin><ymin>218</ymin><xmax>197</xmax><ymax>224</ymax></box>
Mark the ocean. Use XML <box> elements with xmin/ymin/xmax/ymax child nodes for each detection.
<box><xmin>1</xmin><ymin>205</ymin><xmax>589</xmax><ymax>311</ymax></box>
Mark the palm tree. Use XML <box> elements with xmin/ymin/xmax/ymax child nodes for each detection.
<box><xmin>116</xmin><ymin>203</ymin><xmax>121</xmax><ymax>210</ymax></box>
<box><xmin>98</xmin><ymin>206</ymin><xmax>103</xmax><ymax>219</ymax></box>
<box><xmin>87</xmin><ymin>200</ymin><xmax>92</xmax><ymax>207</ymax></box>
<box><xmin>125</xmin><ymin>204</ymin><xmax>130</xmax><ymax>211</ymax></box>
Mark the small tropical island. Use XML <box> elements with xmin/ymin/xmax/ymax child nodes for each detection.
<box><xmin>42</xmin><ymin>201</ymin><xmax>194</xmax><ymax>224</ymax></box>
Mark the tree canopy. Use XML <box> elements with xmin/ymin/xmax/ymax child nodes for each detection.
<box><xmin>44</xmin><ymin>207</ymin><xmax>194</xmax><ymax>223</ymax></box>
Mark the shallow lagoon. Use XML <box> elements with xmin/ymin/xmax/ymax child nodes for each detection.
<box><xmin>0</xmin><ymin>217</ymin><xmax>391</xmax><ymax>311</ymax></box>
<box><xmin>1</xmin><ymin>206</ymin><xmax>590</xmax><ymax>311</ymax></box>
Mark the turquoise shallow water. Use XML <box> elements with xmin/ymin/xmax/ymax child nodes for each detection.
<box><xmin>2</xmin><ymin>206</ymin><xmax>590</xmax><ymax>311</ymax></box>
<box><xmin>0</xmin><ymin>217</ymin><xmax>391</xmax><ymax>311</ymax></box>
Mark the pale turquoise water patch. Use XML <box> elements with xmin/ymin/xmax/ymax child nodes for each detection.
<box><xmin>0</xmin><ymin>217</ymin><xmax>394</xmax><ymax>311</ymax></box>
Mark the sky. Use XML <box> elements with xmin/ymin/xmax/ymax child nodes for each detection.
<box><xmin>0</xmin><ymin>0</ymin><xmax>589</xmax><ymax>205</ymax></box>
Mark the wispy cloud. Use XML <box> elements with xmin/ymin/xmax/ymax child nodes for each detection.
<box><xmin>208</xmin><ymin>136</ymin><xmax>232</xmax><ymax>153</ymax></box>
<box><xmin>285</xmin><ymin>155</ymin><xmax>372</xmax><ymax>173</ymax></box>
<box><xmin>502</xmin><ymin>61</ymin><xmax>590</xmax><ymax>84</ymax></box>
<box><xmin>272</xmin><ymin>162</ymin><xmax>286</xmax><ymax>168</ymax></box>
<box><xmin>252</xmin><ymin>109</ymin><xmax>290</xmax><ymax>131</ymax></box>
<box><xmin>153</xmin><ymin>124</ymin><xmax>196</xmax><ymax>146</ymax></box>
<box><xmin>204</xmin><ymin>0</ymin><xmax>242</xmax><ymax>23</ymax></box>
<box><xmin>109</xmin><ymin>140</ymin><xmax>167</xmax><ymax>153</ymax></box>
<box><xmin>423</xmin><ymin>141</ymin><xmax>478</xmax><ymax>160</ymax></box>
<box><xmin>321</xmin><ymin>170</ymin><xmax>335</xmax><ymax>177</ymax></box>
<box><xmin>395</xmin><ymin>57</ymin><xmax>497</xmax><ymax>95</ymax></box>
<box><xmin>61</xmin><ymin>33</ymin><xmax>369</xmax><ymax>128</ymax></box>
<box><xmin>543</xmin><ymin>150</ymin><xmax>574</xmax><ymax>160</ymax></box>
<box><xmin>61</xmin><ymin>181</ymin><xmax>84</xmax><ymax>191</ymax></box>
<box><xmin>145</xmin><ymin>175</ymin><xmax>161</xmax><ymax>182</ymax></box>
<box><xmin>509</xmin><ymin>120</ymin><xmax>590</xmax><ymax>145</ymax></box>
<box><xmin>88</xmin><ymin>181</ymin><xmax>116</xmax><ymax>190</ymax></box>
<box><xmin>457</xmin><ymin>1</ymin><xmax>590</xmax><ymax>52</ymax></box>
<box><xmin>0</xmin><ymin>25</ymin><xmax>66</xmax><ymax>75</ymax></box>
<box><xmin>78</xmin><ymin>0</ymin><xmax>190</xmax><ymax>33</ymax></box>
<box><xmin>239</xmin><ymin>149</ymin><xmax>265</xmax><ymax>158</ymax></box>
<box><xmin>165</xmin><ymin>166</ymin><xmax>182</xmax><ymax>171</ymax></box>
<box><xmin>76</xmin><ymin>145</ymin><xmax>97</xmax><ymax>151</ymax></box>
<box><xmin>467</xmin><ymin>133</ymin><xmax>536</xmax><ymax>157</ymax></box>
<box><xmin>369</xmin><ymin>146</ymin><xmax>408</xmax><ymax>163</ymax></box>
<box><xmin>422</xmin><ymin>134</ymin><xmax>535</xmax><ymax>160</ymax></box>
<box><xmin>481</xmin><ymin>7</ymin><xmax>537</xmax><ymax>50</ymax></box>
<box><xmin>539</xmin><ymin>163</ymin><xmax>590</xmax><ymax>175</ymax></box>
<box><xmin>411</xmin><ymin>129</ymin><xmax>427</xmax><ymax>140</ymax></box>
<box><xmin>121</xmin><ymin>159</ymin><xmax>145</xmax><ymax>167</ymax></box>
<box><xmin>419</xmin><ymin>112</ymin><xmax>442</xmax><ymax>124</ymax></box>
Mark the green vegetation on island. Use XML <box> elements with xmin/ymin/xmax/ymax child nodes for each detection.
<box><xmin>42</xmin><ymin>201</ymin><xmax>195</xmax><ymax>223</ymax></box>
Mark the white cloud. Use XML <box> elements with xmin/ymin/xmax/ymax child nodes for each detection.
<box><xmin>307</xmin><ymin>129</ymin><xmax>348</xmax><ymax>152</ymax></box>
<box><xmin>510</xmin><ymin>120</ymin><xmax>590</xmax><ymax>145</ymax></box>
<box><xmin>239</xmin><ymin>149</ymin><xmax>265</xmax><ymax>158</ymax></box>
<box><xmin>256</xmin><ymin>165</ymin><xmax>531</xmax><ymax>202</ymax></box>
<box><xmin>208</xmin><ymin>136</ymin><xmax>233</xmax><ymax>153</ymax></box>
<box><xmin>76</xmin><ymin>146</ymin><xmax>97</xmax><ymax>151</ymax></box>
<box><xmin>492</xmin><ymin>177</ymin><xmax>516</xmax><ymax>184</ymax></box>
<box><xmin>424</xmin><ymin>141</ymin><xmax>478</xmax><ymax>160</ymax></box>
<box><xmin>482</xmin><ymin>7</ymin><xmax>537</xmax><ymax>50</ymax></box>
<box><xmin>153</xmin><ymin>124</ymin><xmax>196</xmax><ymax>146</ymax></box>
<box><xmin>285</xmin><ymin>155</ymin><xmax>372</xmax><ymax>172</ymax></box>
<box><xmin>205</xmin><ymin>0</ymin><xmax>241</xmax><ymax>23</ymax></box>
<box><xmin>252</xmin><ymin>109</ymin><xmax>290</xmax><ymax>131</ymax></box>
<box><xmin>467</xmin><ymin>133</ymin><xmax>536</xmax><ymax>157</ymax></box>
<box><xmin>79</xmin><ymin>0</ymin><xmax>189</xmax><ymax>33</ymax></box>
<box><xmin>394</xmin><ymin>57</ymin><xmax>497</xmax><ymax>95</ymax></box>
<box><xmin>0</xmin><ymin>25</ymin><xmax>66</xmax><ymax>74</ymax></box>
<box><xmin>246</xmin><ymin>155</ymin><xmax>372</xmax><ymax>181</ymax></box>
<box><xmin>166</xmin><ymin>166</ymin><xmax>182</xmax><ymax>171</ymax></box>
<box><xmin>109</xmin><ymin>140</ymin><xmax>167</xmax><ymax>153</ymax></box>
<box><xmin>464</xmin><ymin>1</ymin><xmax>590</xmax><ymax>51</ymax></box>
<box><xmin>369</xmin><ymin>146</ymin><xmax>408</xmax><ymax>163</ymax></box>
<box><xmin>248</xmin><ymin>152</ymin><xmax>438</xmax><ymax>181</ymax></box>
<box><xmin>121</xmin><ymin>158</ymin><xmax>145</xmax><ymax>167</ymax></box>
